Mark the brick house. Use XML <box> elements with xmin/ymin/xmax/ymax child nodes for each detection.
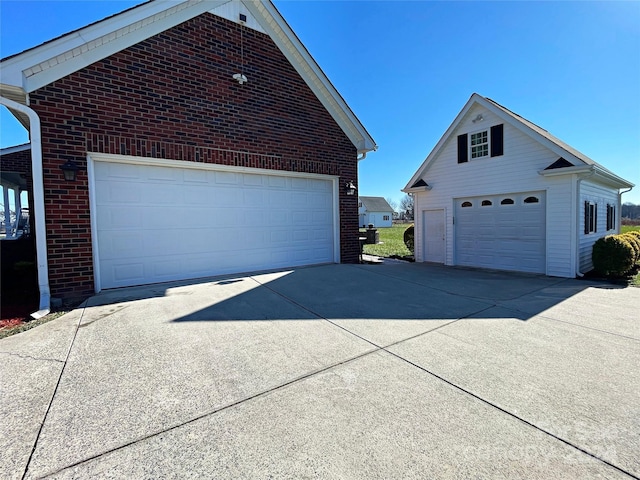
<box><xmin>0</xmin><ymin>0</ymin><xmax>376</xmax><ymax>311</ymax></box>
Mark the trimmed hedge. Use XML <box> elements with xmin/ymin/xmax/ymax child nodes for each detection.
<box><xmin>592</xmin><ymin>234</ymin><xmax>635</xmax><ymax>277</ymax></box>
<box><xmin>404</xmin><ymin>224</ymin><xmax>415</xmax><ymax>253</ymax></box>
<box><xmin>620</xmin><ymin>233</ymin><xmax>640</xmax><ymax>264</ymax></box>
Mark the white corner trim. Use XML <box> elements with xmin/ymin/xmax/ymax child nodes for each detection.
<box><xmin>86</xmin><ymin>154</ymin><xmax>102</xmax><ymax>293</ymax></box>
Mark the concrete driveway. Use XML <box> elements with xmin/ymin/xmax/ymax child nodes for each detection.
<box><xmin>1</xmin><ymin>262</ymin><xmax>639</xmax><ymax>479</ymax></box>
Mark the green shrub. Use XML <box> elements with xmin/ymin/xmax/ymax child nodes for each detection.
<box><xmin>620</xmin><ymin>233</ymin><xmax>640</xmax><ymax>264</ymax></box>
<box><xmin>592</xmin><ymin>235</ymin><xmax>635</xmax><ymax>276</ymax></box>
<box><xmin>404</xmin><ymin>224</ymin><xmax>415</xmax><ymax>253</ymax></box>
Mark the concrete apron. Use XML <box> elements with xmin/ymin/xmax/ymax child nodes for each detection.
<box><xmin>1</xmin><ymin>263</ymin><xmax>638</xmax><ymax>479</ymax></box>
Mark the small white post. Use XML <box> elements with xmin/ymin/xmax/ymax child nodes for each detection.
<box><xmin>2</xmin><ymin>186</ymin><xmax>11</xmax><ymax>237</ymax></box>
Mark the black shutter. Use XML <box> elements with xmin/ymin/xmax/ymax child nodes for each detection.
<box><xmin>584</xmin><ymin>201</ymin><xmax>589</xmax><ymax>234</ymax></box>
<box><xmin>594</xmin><ymin>204</ymin><xmax>598</xmax><ymax>232</ymax></box>
<box><xmin>611</xmin><ymin>205</ymin><xmax>616</xmax><ymax>230</ymax></box>
<box><xmin>490</xmin><ymin>124</ymin><xmax>504</xmax><ymax>157</ymax></box>
<box><xmin>457</xmin><ymin>134</ymin><xmax>468</xmax><ymax>163</ymax></box>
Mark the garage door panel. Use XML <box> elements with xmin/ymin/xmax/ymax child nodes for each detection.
<box><xmin>94</xmin><ymin>160</ymin><xmax>336</xmax><ymax>289</ymax></box>
<box><xmin>455</xmin><ymin>192</ymin><xmax>545</xmax><ymax>274</ymax></box>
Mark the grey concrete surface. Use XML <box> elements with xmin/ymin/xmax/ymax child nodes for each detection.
<box><xmin>1</xmin><ymin>263</ymin><xmax>638</xmax><ymax>479</ymax></box>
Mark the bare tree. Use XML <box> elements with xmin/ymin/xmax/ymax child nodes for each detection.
<box><xmin>385</xmin><ymin>197</ymin><xmax>398</xmax><ymax>212</ymax></box>
<box><xmin>400</xmin><ymin>194</ymin><xmax>414</xmax><ymax>221</ymax></box>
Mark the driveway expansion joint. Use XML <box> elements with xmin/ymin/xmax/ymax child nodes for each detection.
<box><xmin>35</xmin><ymin>347</ymin><xmax>383</xmax><ymax>479</ymax></box>
<box><xmin>382</xmin><ymin>348</ymin><xmax>639</xmax><ymax>479</ymax></box>
<box><xmin>21</xmin><ymin>306</ymin><xmax>86</xmax><ymax>480</ymax></box>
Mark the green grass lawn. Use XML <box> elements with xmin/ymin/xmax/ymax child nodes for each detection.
<box><xmin>621</xmin><ymin>225</ymin><xmax>640</xmax><ymax>234</ymax></box>
<box><xmin>361</xmin><ymin>224</ymin><xmax>413</xmax><ymax>258</ymax></box>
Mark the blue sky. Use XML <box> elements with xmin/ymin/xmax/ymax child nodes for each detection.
<box><xmin>1</xmin><ymin>0</ymin><xmax>639</xmax><ymax>205</ymax></box>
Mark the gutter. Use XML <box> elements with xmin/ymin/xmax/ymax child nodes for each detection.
<box><xmin>619</xmin><ymin>186</ymin><xmax>634</xmax><ymax>234</ymax></box>
<box><xmin>0</xmin><ymin>95</ymin><xmax>50</xmax><ymax>317</ymax></box>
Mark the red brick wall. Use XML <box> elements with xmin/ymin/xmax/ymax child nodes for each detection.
<box><xmin>29</xmin><ymin>13</ymin><xmax>359</xmax><ymax>299</ymax></box>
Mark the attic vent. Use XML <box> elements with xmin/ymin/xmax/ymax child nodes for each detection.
<box><xmin>544</xmin><ymin>157</ymin><xmax>574</xmax><ymax>170</ymax></box>
<box><xmin>239</xmin><ymin>13</ymin><xmax>247</xmax><ymax>22</ymax></box>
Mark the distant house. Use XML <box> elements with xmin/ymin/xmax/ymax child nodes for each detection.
<box><xmin>359</xmin><ymin>196</ymin><xmax>394</xmax><ymax>227</ymax></box>
<box><xmin>403</xmin><ymin>93</ymin><xmax>634</xmax><ymax>277</ymax></box>
<box><xmin>0</xmin><ymin>0</ymin><xmax>376</xmax><ymax>311</ymax></box>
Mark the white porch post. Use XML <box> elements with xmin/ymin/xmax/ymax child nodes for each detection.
<box><xmin>14</xmin><ymin>187</ymin><xmax>22</xmax><ymax>234</ymax></box>
<box><xmin>2</xmin><ymin>186</ymin><xmax>10</xmax><ymax>236</ymax></box>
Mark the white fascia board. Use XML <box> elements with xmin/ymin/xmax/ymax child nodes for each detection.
<box><xmin>404</xmin><ymin>93</ymin><xmax>590</xmax><ymax>191</ymax></box>
<box><xmin>539</xmin><ymin>164</ymin><xmax>634</xmax><ymax>189</ymax></box>
<box><xmin>402</xmin><ymin>186</ymin><xmax>431</xmax><ymax>194</ymax></box>
<box><xmin>0</xmin><ymin>143</ymin><xmax>31</xmax><ymax>155</ymax></box>
<box><xmin>403</xmin><ymin>94</ymin><xmax>478</xmax><ymax>190</ymax></box>
<box><xmin>243</xmin><ymin>0</ymin><xmax>376</xmax><ymax>154</ymax></box>
<box><xmin>1</xmin><ymin>0</ymin><xmax>230</xmax><ymax>92</ymax></box>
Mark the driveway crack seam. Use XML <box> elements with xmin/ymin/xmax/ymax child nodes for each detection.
<box><xmin>39</xmin><ymin>347</ymin><xmax>382</xmax><ymax>478</ymax></box>
<box><xmin>382</xmin><ymin>348</ymin><xmax>638</xmax><ymax>479</ymax></box>
<box><xmin>0</xmin><ymin>352</ymin><xmax>64</xmax><ymax>364</ymax></box>
<box><xmin>20</xmin><ymin>301</ymin><xmax>88</xmax><ymax>480</ymax></box>
<box><xmin>531</xmin><ymin>314</ymin><xmax>640</xmax><ymax>343</ymax></box>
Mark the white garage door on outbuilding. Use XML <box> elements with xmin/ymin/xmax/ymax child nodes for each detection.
<box><xmin>455</xmin><ymin>192</ymin><xmax>546</xmax><ymax>274</ymax></box>
<box><xmin>89</xmin><ymin>154</ymin><xmax>338</xmax><ymax>290</ymax></box>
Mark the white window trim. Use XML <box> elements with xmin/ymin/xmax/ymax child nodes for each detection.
<box><xmin>469</xmin><ymin>128</ymin><xmax>490</xmax><ymax>160</ymax></box>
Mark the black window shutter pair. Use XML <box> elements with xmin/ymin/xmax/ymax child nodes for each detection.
<box><xmin>457</xmin><ymin>124</ymin><xmax>504</xmax><ymax>163</ymax></box>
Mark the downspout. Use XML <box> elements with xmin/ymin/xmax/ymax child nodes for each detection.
<box><xmin>0</xmin><ymin>96</ymin><xmax>50</xmax><ymax>317</ymax></box>
<box><xmin>618</xmin><ymin>187</ymin><xmax>633</xmax><ymax>234</ymax></box>
<box><xmin>575</xmin><ymin>168</ymin><xmax>595</xmax><ymax>277</ymax></box>
<box><xmin>357</xmin><ymin>151</ymin><xmax>367</xmax><ymax>161</ymax></box>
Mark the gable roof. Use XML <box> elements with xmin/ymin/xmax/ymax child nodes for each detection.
<box><xmin>404</xmin><ymin>93</ymin><xmax>633</xmax><ymax>191</ymax></box>
<box><xmin>359</xmin><ymin>196</ymin><xmax>394</xmax><ymax>212</ymax></box>
<box><xmin>0</xmin><ymin>0</ymin><xmax>376</xmax><ymax>155</ymax></box>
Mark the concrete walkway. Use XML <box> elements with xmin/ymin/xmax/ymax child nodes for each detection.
<box><xmin>1</xmin><ymin>263</ymin><xmax>639</xmax><ymax>479</ymax></box>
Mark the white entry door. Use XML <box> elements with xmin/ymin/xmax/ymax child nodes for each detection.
<box><xmin>422</xmin><ymin>209</ymin><xmax>445</xmax><ymax>263</ymax></box>
<box><xmin>92</xmin><ymin>157</ymin><xmax>337</xmax><ymax>290</ymax></box>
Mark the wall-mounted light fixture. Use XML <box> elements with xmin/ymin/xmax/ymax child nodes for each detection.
<box><xmin>472</xmin><ymin>114</ymin><xmax>484</xmax><ymax>123</ymax></box>
<box><xmin>60</xmin><ymin>160</ymin><xmax>80</xmax><ymax>182</ymax></box>
<box><xmin>345</xmin><ymin>180</ymin><xmax>357</xmax><ymax>196</ymax></box>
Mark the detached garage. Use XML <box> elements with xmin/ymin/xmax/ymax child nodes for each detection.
<box><xmin>0</xmin><ymin>0</ymin><xmax>376</xmax><ymax>308</ymax></box>
<box><xmin>404</xmin><ymin>94</ymin><xmax>633</xmax><ymax>278</ymax></box>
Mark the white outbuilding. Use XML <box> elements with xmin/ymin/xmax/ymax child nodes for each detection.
<box><xmin>403</xmin><ymin>94</ymin><xmax>634</xmax><ymax>277</ymax></box>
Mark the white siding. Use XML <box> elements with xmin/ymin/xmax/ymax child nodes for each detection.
<box><xmin>413</xmin><ymin>105</ymin><xmax>576</xmax><ymax>277</ymax></box>
<box><xmin>578</xmin><ymin>181</ymin><xmax>620</xmax><ymax>273</ymax></box>
<box><xmin>361</xmin><ymin>211</ymin><xmax>392</xmax><ymax>228</ymax></box>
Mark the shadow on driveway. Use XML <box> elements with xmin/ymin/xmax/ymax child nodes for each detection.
<box><xmin>87</xmin><ymin>262</ymin><xmax>621</xmax><ymax>323</ymax></box>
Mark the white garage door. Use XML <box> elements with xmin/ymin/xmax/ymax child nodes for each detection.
<box><xmin>455</xmin><ymin>192</ymin><xmax>546</xmax><ymax>274</ymax></box>
<box><xmin>92</xmin><ymin>158</ymin><xmax>337</xmax><ymax>289</ymax></box>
